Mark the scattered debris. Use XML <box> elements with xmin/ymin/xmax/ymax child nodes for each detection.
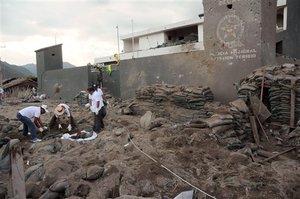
<box><xmin>1</xmin><ymin>64</ymin><xmax>300</xmax><ymax>198</ymax></box>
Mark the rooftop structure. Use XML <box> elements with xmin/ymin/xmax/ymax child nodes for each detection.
<box><xmin>95</xmin><ymin>17</ymin><xmax>204</xmax><ymax>64</ymax></box>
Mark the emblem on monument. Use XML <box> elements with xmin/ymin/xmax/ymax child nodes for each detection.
<box><xmin>217</xmin><ymin>14</ymin><xmax>244</xmax><ymax>48</ymax></box>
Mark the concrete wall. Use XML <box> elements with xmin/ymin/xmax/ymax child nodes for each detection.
<box><xmin>139</xmin><ymin>32</ymin><xmax>166</xmax><ymax>50</ymax></box>
<box><xmin>201</xmin><ymin>0</ymin><xmax>276</xmax><ymax>101</ymax></box>
<box><xmin>123</xmin><ymin>38</ymin><xmax>139</xmax><ymax>52</ymax></box>
<box><xmin>116</xmin><ymin>49</ymin><xmax>267</xmax><ymax>102</ymax></box>
<box><xmin>261</xmin><ymin>0</ymin><xmax>277</xmax><ymax>65</ymax></box>
<box><xmin>41</xmin><ymin>66</ymin><xmax>97</xmax><ymax>100</ymax></box>
<box><xmin>102</xmin><ymin>65</ymin><xmax>120</xmax><ymax>98</ymax></box>
<box><xmin>276</xmin><ymin>0</ymin><xmax>300</xmax><ymax>59</ymax></box>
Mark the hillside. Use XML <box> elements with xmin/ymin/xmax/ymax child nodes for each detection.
<box><xmin>22</xmin><ymin>62</ymin><xmax>76</xmax><ymax>76</ymax></box>
<box><xmin>0</xmin><ymin>61</ymin><xmax>34</xmax><ymax>81</ymax></box>
<box><xmin>0</xmin><ymin>61</ymin><xmax>77</xmax><ymax>82</ymax></box>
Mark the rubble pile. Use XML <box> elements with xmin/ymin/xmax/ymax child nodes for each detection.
<box><xmin>202</xmin><ymin>99</ymin><xmax>252</xmax><ymax>149</ymax></box>
<box><xmin>74</xmin><ymin>91</ymin><xmax>89</xmax><ymax>106</ymax></box>
<box><xmin>133</xmin><ymin>84</ymin><xmax>214</xmax><ymax>120</ymax></box>
<box><xmin>1</xmin><ymin>97</ymin><xmax>300</xmax><ymax>199</ymax></box>
<box><xmin>236</xmin><ymin>63</ymin><xmax>300</xmax><ymax>124</ymax></box>
<box><xmin>286</xmin><ymin>121</ymin><xmax>300</xmax><ymax>157</ymax></box>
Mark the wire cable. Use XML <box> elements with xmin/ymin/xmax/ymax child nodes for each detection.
<box><xmin>128</xmin><ymin>134</ymin><xmax>217</xmax><ymax>199</ymax></box>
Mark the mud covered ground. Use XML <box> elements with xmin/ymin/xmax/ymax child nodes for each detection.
<box><xmin>0</xmin><ymin>97</ymin><xmax>300</xmax><ymax>199</ymax></box>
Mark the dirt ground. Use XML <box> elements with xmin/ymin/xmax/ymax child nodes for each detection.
<box><xmin>0</xmin><ymin>97</ymin><xmax>300</xmax><ymax>199</ymax></box>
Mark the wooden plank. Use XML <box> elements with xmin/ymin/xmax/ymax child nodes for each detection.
<box><xmin>259</xmin><ymin>70</ymin><xmax>265</xmax><ymax>114</ymax></box>
<box><xmin>255</xmin><ymin>114</ymin><xmax>270</xmax><ymax>142</ymax></box>
<box><xmin>9</xmin><ymin>145</ymin><xmax>26</xmax><ymax>199</ymax></box>
<box><xmin>250</xmin><ymin>96</ymin><xmax>271</xmax><ymax>123</ymax></box>
<box><xmin>249</xmin><ymin>116</ymin><xmax>260</xmax><ymax>145</ymax></box>
<box><xmin>290</xmin><ymin>79</ymin><xmax>296</xmax><ymax>128</ymax></box>
<box><xmin>262</xmin><ymin>147</ymin><xmax>296</xmax><ymax>163</ymax></box>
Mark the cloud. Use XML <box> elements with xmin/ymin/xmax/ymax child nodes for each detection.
<box><xmin>0</xmin><ymin>0</ymin><xmax>203</xmax><ymax>65</ymax></box>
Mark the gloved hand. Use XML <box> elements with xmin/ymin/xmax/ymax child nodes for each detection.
<box><xmin>39</xmin><ymin>127</ymin><xmax>44</xmax><ymax>132</ymax></box>
<box><xmin>58</xmin><ymin>124</ymin><xmax>62</xmax><ymax>129</ymax></box>
<box><xmin>67</xmin><ymin>124</ymin><xmax>72</xmax><ymax>131</ymax></box>
<box><xmin>85</xmin><ymin>103</ymin><xmax>90</xmax><ymax>108</ymax></box>
<box><xmin>43</xmin><ymin>126</ymin><xmax>48</xmax><ymax>130</ymax></box>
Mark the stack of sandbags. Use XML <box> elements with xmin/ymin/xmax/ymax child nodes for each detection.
<box><xmin>229</xmin><ymin>99</ymin><xmax>252</xmax><ymax>141</ymax></box>
<box><xmin>268</xmin><ymin>79</ymin><xmax>291</xmax><ymax>124</ymax></box>
<box><xmin>295</xmin><ymin>80</ymin><xmax>300</xmax><ymax>123</ymax></box>
<box><xmin>236</xmin><ymin>63</ymin><xmax>300</xmax><ymax>125</ymax></box>
<box><xmin>135</xmin><ymin>84</ymin><xmax>175</xmax><ymax>103</ymax></box>
<box><xmin>135</xmin><ymin>84</ymin><xmax>214</xmax><ymax>119</ymax></box>
<box><xmin>171</xmin><ymin>86</ymin><xmax>213</xmax><ymax>110</ymax></box>
<box><xmin>203</xmin><ymin>99</ymin><xmax>251</xmax><ymax>149</ymax></box>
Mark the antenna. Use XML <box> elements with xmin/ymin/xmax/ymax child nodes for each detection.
<box><xmin>116</xmin><ymin>25</ymin><xmax>120</xmax><ymax>56</ymax></box>
<box><xmin>131</xmin><ymin>19</ymin><xmax>134</xmax><ymax>57</ymax></box>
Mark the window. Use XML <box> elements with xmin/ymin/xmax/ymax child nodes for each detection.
<box><xmin>276</xmin><ymin>6</ymin><xmax>287</xmax><ymax>31</ymax></box>
<box><xmin>276</xmin><ymin>41</ymin><xmax>283</xmax><ymax>54</ymax></box>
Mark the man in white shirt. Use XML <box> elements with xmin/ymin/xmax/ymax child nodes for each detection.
<box><xmin>16</xmin><ymin>104</ymin><xmax>49</xmax><ymax>142</ymax></box>
<box><xmin>49</xmin><ymin>103</ymin><xmax>76</xmax><ymax>131</ymax></box>
<box><xmin>89</xmin><ymin>84</ymin><xmax>107</xmax><ymax>117</ymax></box>
<box><xmin>87</xmin><ymin>87</ymin><xmax>106</xmax><ymax>133</ymax></box>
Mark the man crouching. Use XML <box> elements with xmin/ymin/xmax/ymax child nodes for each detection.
<box><xmin>49</xmin><ymin>103</ymin><xmax>76</xmax><ymax>132</ymax></box>
<box><xmin>16</xmin><ymin>104</ymin><xmax>49</xmax><ymax>143</ymax></box>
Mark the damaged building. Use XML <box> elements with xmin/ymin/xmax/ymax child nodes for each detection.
<box><xmin>36</xmin><ymin>0</ymin><xmax>300</xmax><ymax>103</ymax></box>
<box><xmin>95</xmin><ymin>0</ymin><xmax>300</xmax><ymax>102</ymax></box>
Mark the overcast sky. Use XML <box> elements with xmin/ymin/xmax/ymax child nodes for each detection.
<box><xmin>0</xmin><ymin>0</ymin><xmax>203</xmax><ymax>66</ymax></box>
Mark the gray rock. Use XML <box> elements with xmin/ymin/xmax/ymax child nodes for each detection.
<box><xmin>141</xmin><ymin>180</ymin><xmax>156</xmax><ymax>196</ymax></box>
<box><xmin>113</xmin><ymin>128</ymin><xmax>126</xmax><ymax>136</ymax></box>
<box><xmin>1</xmin><ymin>124</ymin><xmax>14</xmax><ymax>133</ymax></box>
<box><xmin>25</xmin><ymin>163</ymin><xmax>43</xmax><ymax>181</ymax></box>
<box><xmin>122</xmin><ymin>107</ymin><xmax>133</xmax><ymax>115</ymax></box>
<box><xmin>64</xmin><ymin>196</ymin><xmax>82</xmax><ymax>199</ymax></box>
<box><xmin>39</xmin><ymin>190</ymin><xmax>59</xmax><ymax>199</ymax></box>
<box><xmin>119</xmin><ymin>182</ymin><xmax>139</xmax><ymax>196</ymax></box>
<box><xmin>38</xmin><ymin>145</ymin><xmax>56</xmax><ymax>154</ymax></box>
<box><xmin>25</xmin><ymin>182</ymin><xmax>43</xmax><ymax>198</ymax></box>
<box><xmin>140</xmin><ymin>111</ymin><xmax>153</xmax><ymax>129</ymax></box>
<box><xmin>86</xmin><ymin>166</ymin><xmax>104</xmax><ymax>180</ymax></box>
<box><xmin>75</xmin><ymin>184</ymin><xmax>90</xmax><ymax>197</ymax></box>
<box><xmin>49</xmin><ymin>179</ymin><xmax>70</xmax><ymax>193</ymax></box>
<box><xmin>115</xmin><ymin>196</ymin><xmax>156</xmax><ymax>199</ymax></box>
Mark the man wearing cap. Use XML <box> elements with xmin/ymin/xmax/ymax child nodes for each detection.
<box><xmin>16</xmin><ymin>104</ymin><xmax>49</xmax><ymax>142</ymax></box>
<box><xmin>49</xmin><ymin>103</ymin><xmax>76</xmax><ymax>131</ymax></box>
